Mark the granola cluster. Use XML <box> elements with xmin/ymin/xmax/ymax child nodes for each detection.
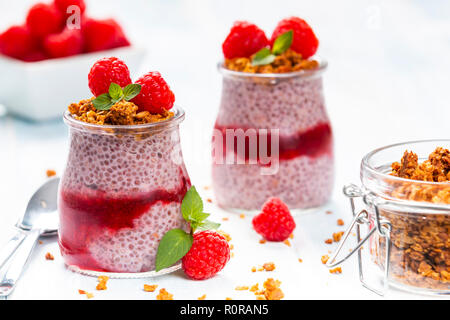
<box><xmin>224</xmin><ymin>49</ymin><xmax>319</xmax><ymax>74</ymax></box>
<box><xmin>68</xmin><ymin>98</ymin><xmax>174</xmax><ymax>125</ymax></box>
<box><xmin>390</xmin><ymin>148</ymin><xmax>450</xmax><ymax>204</ymax></box>
<box><xmin>374</xmin><ymin>147</ymin><xmax>450</xmax><ymax>291</ymax></box>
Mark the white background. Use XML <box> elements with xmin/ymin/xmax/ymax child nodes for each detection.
<box><xmin>0</xmin><ymin>0</ymin><xmax>449</xmax><ymax>300</ymax></box>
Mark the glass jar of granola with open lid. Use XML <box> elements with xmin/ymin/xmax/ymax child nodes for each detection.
<box><xmin>327</xmin><ymin>140</ymin><xmax>449</xmax><ymax>295</ymax></box>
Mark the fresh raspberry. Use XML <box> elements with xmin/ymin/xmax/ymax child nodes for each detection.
<box><xmin>44</xmin><ymin>28</ymin><xmax>83</xmax><ymax>58</ymax></box>
<box><xmin>182</xmin><ymin>231</ymin><xmax>230</xmax><ymax>280</ymax></box>
<box><xmin>54</xmin><ymin>0</ymin><xmax>86</xmax><ymax>15</ymax></box>
<box><xmin>222</xmin><ymin>21</ymin><xmax>269</xmax><ymax>59</ymax></box>
<box><xmin>26</xmin><ymin>3</ymin><xmax>64</xmax><ymax>38</ymax></box>
<box><xmin>131</xmin><ymin>72</ymin><xmax>175</xmax><ymax>113</ymax></box>
<box><xmin>88</xmin><ymin>57</ymin><xmax>132</xmax><ymax>97</ymax></box>
<box><xmin>252</xmin><ymin>198</ymin><xmax>296</xmax><ymax>241</ymax></box>
<box><xmin>82</xmin><ymin>18</ymin><xmax>130</xmax><ymax>53</ymax></box>
<box><xmin>22</xmin><ymin>50</ymin><xmax>48</xmax><ymax>62</ymax></box>
<box><xmin>0</xmin><ymin>25</ymin><xmax>37</xmax><ymax>59</ymax></box>
<box><xmin>270</xmin><ymin>17</ymin><xmax>318</xmax><ymax>59</ymax></box>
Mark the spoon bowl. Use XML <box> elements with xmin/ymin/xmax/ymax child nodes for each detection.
<box><xmin>16</xmin><ymin>177</ymin><xmax>59</xmax><ymax>235</ymax></box>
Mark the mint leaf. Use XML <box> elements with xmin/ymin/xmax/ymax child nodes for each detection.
<box><xmin>109</xmin><ymin>83</ymin><xmax>124</xmax><ymax>102</ymax></box>
<box><xmin>272</xmin><ymin>30</ymin><xmax>293</xmax><ymax>55</ymax></box>
<box><xmin>92</xmin><ymin>93</ymin><xmax>114</xmax><ymax>111</ymax></box>
<box><xmin>251</xmin><ymin>48</ymin><xmax>275</xmax><ymax>66</ymax></box>
<box><xmin>189</xmin><ymin>212</ymin><xmax>211</xmax><ymax>231</ymax></box>
<box><xmin>196</xmin><ymin>220</ymin><xmax>221</xmax><ymax>231</ymax></box>
<box><xmin>181</xmin><ymin>186</ymin><xmax>204</xmax><ymax>223</ymax></box>
<box><xmin>123</xmin><ymin>84</ymin><xmax>141</xmax><ymax>101</ymax></box>
<box><xmin>190</xmin><ymin>211</ymin><xmax>209</xmax><ymax>223</ymax></box>
<box><xmin>155</xmin><ymin>228</ymin><xmax>193</xmax><ymax>272</ymax></box>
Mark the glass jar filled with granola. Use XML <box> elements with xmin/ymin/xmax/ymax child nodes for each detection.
<box><xmin>212</xmin><ymin>18</ymin><xmax>334</xmax><ymax>212</ymax></box>
<box><xmin>334</xmin><ymin>140</ymin><xmax>449</xmax><ymax>295</ymax></box>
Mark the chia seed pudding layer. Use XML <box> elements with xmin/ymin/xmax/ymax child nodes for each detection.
<box><xmin>212</xmin><ymin>65</ymin><xmax>334</xmax><ymax>210</ymax></box>
<box><xmin>59</xmin><ymin>108</ymin><xmax>191</xmax><ymax>273</ymax></box>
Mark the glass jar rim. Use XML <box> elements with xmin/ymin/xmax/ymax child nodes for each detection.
<box><xmin>361</xmin><ymin>139</ymin><xmax>450</xmax><ymax>211</ymax></box>
<box><xmin>361</xmin><ymin>139</ymin><xmax>450</xmax><ymax>187</ymax></box>
<box><xmin>63</xmin><ymin>105</ymin><xmax>185</xmax><ymax>135</ymax></box>
<box><xmin>217</xmin><ymin>56</ymin><xmax>327</xmax><ymax>80</ymax></box>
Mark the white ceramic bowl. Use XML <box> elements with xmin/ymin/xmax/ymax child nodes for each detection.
<box><xmin>0</xmin><ymin>46</ymin><xmax>146</xmax><ymax>121</ymax></box>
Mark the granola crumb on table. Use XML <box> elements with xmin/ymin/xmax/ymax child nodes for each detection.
<box><xmin>332</xmin><ymin>231</ymin><xmax>344</xmax><ymax>242</ymax></box>
<box><xmin>46</xmin><ymin>169</ymin><xmax>56</xmax><ymax>178</ymax></box>
<box><xmin>224</xmin><ymin>49</ymin><xmax>319</xmax><ymax>74</ymax></box>
<box><xmin>249</xmin><ymin>284</ymin><xmax>259</xmax><ymax>292</ymax></box>
<box><xmin>261</xmin><ymin>278</ymin><xmax>284</xmax><ymax>300</ymax></box>
<box><xmin>262</xmin><ymin>262</ymin><xmax>276</xmax><ymax>271</ymax></box>
<box><xmin>68</xmin><ymin>98</ymin><xmax>174</xmax><ymax>125</ymax></box>
<box><xmin>235</xmin><ymin>286</ymin><xmax>249</xmax><ymax>291</ymax></box>
<box><xmin>143</xmin><ymin>284</ymin><xmax>158</xmax><ymax>292</ymax></box>
<box><xmin>45</xmin><ymin>252</ymin><xmax>54</xmax><ymax>260</ymax></box>
<box><xmin>329</xmin><ymin>267</ymin><xmax>342</xmax><ymax>274</ymax></box>
<box><xmin>374</xmin><ymin>147</ymin><xmax>450</xmax><ymax>290</ymax></box>
<box><xmin>78</xmin><ymin>289</ymin><xmax>94</xmax><ymax>299</ymax></box>
<box><xmin>156</xmin><ymin>288</ymin><xmax>173</xmax><ymax>300</ymax></box>
<box><xmin>218</xmin><ymin>230</ymin><xmax>232</xmax><ymax>242</ymax></box>
<box><xmin>96</xmin><ymin>276</ymin><xmax>109</xmax><ymax>291</ymax></box>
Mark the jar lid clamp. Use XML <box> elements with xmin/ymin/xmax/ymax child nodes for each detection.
<box><xmin>326</xmin><ymin>184</ymin><xmax>392</xmax><ymax>296</ymax></box>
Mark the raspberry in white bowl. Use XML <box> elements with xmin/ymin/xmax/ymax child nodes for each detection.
<box><xmin>58</xmin><ymin>57</ymin><xmax>190</xmax><ymax>276</ymax></box>
<box><xmin>212</xmin><ymin>18</ymin><xmax>334</xmax><ymax>212</ymax></box>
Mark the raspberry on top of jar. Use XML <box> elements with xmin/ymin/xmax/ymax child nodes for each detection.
<box><xmin>390</xmin><ymin>147</ymin><xmax>450</xmax><ymax>203</ymax></box>
<box><xmin>68</xmin><ymin>56</ymin><xmax>175</xmax><ymax>125</ymax></box>
<box><xmin>222</xmin><ymin>17</ymin><xmax>320</xmax><ymax>73</ymax></box>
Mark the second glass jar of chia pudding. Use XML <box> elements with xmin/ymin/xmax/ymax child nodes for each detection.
<box><xmin>212</xmin><ymin>60</ymin><xmax>334</xmax><ymax>212</ymax></box>
<box><xmin>59</xmin><ymin>106</ymin><xmax>191</xmax><ymax>277</ymax></box>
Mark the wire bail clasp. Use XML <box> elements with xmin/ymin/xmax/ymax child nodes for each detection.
<box><xmin>326</xmin><ymin>184</ymin><xmax>392</xmax><ymax>296</ymax></box>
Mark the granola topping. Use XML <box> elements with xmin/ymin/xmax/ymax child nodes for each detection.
<box><xmin>224</xmin><ymin>49</ymin><xmax>319</xmax><ymax>74</ymax></box>
<box><xmin>68</xmin><ymin>98</ymin><xmax>174</xmax><ymax>126</ymax></box>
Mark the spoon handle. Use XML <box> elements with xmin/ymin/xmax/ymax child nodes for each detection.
<box><xmin>0</xmin><ymin>231</ymin><xmax>26</xmax><ymax>270</ymax></box>
<box><xmin>0</xmin><ymin>230</ymin><xmax>40</xmax><ymax>297</ymax></box>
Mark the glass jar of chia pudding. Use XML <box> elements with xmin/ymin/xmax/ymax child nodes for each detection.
<box><xmin>58</xmin><ymin>106</ymin><xmax>191</xmax><ymax>277</ymax></box>
<box><xmin>212</xmin><ymin>59</ymin><xmax>334</xmax><ymax>212</ymax></box>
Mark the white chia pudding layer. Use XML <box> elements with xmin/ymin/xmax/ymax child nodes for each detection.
<box><xmin>61</xmin><ymin>128</ymin><xmax>189</xmax><ymax>195</ymax></box>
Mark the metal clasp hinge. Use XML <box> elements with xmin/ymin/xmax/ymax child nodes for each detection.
<box><xmin>326</xmin><ymin>184</ymin><xmax>392</xmax><ymax>296</ymax></box>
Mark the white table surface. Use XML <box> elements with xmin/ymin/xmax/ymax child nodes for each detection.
<box><xmin>0</xmin><ymin>0</ymin><xmax>449</xmax><ymax>300</ymax></box>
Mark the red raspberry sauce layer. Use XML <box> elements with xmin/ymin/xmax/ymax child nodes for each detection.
<box><xmin>59</xmin><ymin>176</ymin><xmax>190</xmax><ymax>272</ymax></box>
<box><xmin>213</xmin><ymin>122</ymin><xmax>332</xmax><ymax>163</ymax></box>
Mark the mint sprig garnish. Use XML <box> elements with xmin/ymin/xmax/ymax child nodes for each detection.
<box><xmin>252</xmin><ymin>30</ymin><xmax>293</xmax><ymax>66</ymax></box>
<box><xmin>252</xmin><ymin>48</ymin><xmax>275</xmax><ymax>66</ymax></box>
<box><xmin>155</xmin><ymin>186</ymin><xmax>220</xmax><ymax>272</ymax></box>
<box><xmin>92</xmin><ymin>83</ymin><xmax>141</xmax><ymax>111</ymax></box>
<box><xmin>155</xmin><ymin>229</ymin><xmax>193</xmax><ymax>272</ymax></box>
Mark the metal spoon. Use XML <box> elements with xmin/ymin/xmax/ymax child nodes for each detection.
<box><xmin>0</xmin><ymin>177</ymin><xmax>59</xmax><ymax>298</ymax></box>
